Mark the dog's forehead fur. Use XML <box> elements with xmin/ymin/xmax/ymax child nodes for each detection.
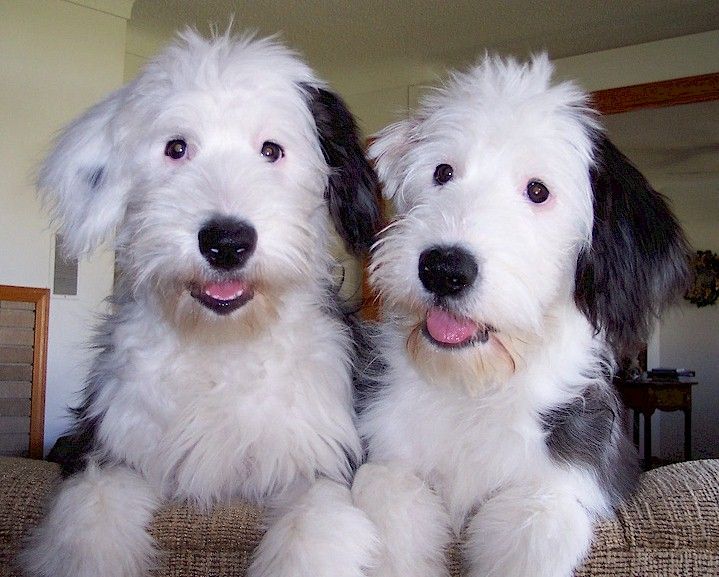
<box><xmin>420</xmin><ymin>55</ymin><xmax>594</xmax><ymax>140</ymax></box>
<box><xmin>370</xmin><ymin>55</ymin><xmax>599</xmax><ymax>211</ymax></box>
<box><xmin>116</xmin><ymin>30</ymin><xmax>322</xmax><ymax>140</ymax></box>
<box><xmin>145</xmin><ymin>29</ymin><xmax>320</xmax><ymax>98</ymax></box>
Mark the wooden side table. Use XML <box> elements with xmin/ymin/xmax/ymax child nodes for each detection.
<box><xmin>614</xmin><ymin>377</ymin><xmax>698</xmax><ymax>469</ymax></box>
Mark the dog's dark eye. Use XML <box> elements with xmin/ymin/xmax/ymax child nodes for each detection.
<box><xmin>433</xmin><ymin>164</ymin><xmax>454</xmax><ymax>185</ymax></box>
<box><xmin>526</xmin><ymin>180</ymin><xmax>550</xmax><ymax>204</ymax></box>
<box><xmin>261</xmin><ymin>141</ymin><xmax>284</xmax><ymax>162</ymax></box>
<box><xmin>165</xmin><ymin>139</ymin><xmax>187</xmax><ymax>160</ymax></box>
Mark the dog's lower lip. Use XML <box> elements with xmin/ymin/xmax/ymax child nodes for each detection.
<box><xmin>190</xmin><ymin>281</ymin><xmax>254</xmax><ymax>315</ymax></box>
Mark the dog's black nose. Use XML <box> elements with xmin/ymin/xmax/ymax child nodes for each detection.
<box><xmin>418</xmin><ymin>246</ymin><xmax>479</xmax><ymax>297</ymax></box>
<box><xmin>198</xmin><ymin>218</ymin><xmax>257</xmax><ymax>271</ymax></box>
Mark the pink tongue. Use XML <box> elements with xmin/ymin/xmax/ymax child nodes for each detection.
<box><xmin>425</xmin><ymin>307</ymin><xmax>479</xmax><ymax>345</ymax></box>
<box><xmin>203</xmin><ymin>280</ymin><xmax>247</xmax><ymax>301</ymax></box>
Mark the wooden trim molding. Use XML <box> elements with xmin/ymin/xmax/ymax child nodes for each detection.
<box><xmin>0</xmin><ymin>285</ymin><xmax>50</xmax><ymax>459</ymax></box>
<box><xmin>591</xmin><ymin>72</ymin><xmax>719</xmax><ymax>115</ymax></box>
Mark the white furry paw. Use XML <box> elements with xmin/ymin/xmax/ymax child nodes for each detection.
<box><xmin>19</xmin><ymin>463</ymin><xmax>159</xmax><ymax>577</ymax></box>
<box><xmin>247</xmin><ymin>478</ymin><xmax>378</xmax><ymax>577</ymax></box>
<box><xmin>464</xmin><ymin>484</ymin><xmax>593</xmax><ymax>577</ymax></box>
<box><xmin>352</xmin><ymin>463</ymin><xmax>451</xmax><ymax>577</ymax></box>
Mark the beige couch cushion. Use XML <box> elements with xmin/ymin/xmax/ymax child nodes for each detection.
<box><xmin>149</xmin><ymin>499</ymin><xmax>263</xmax><ymax>576</ymax></box>
<box><xmin>575</xmin><ymin>459</ymin><xmax>719</xmax><ymax>576</ymax></box>
<box><xmin>0</xmin><ymin>456</ymin><xmax>60</xmax><ymax>574</ymax></box>
<box><xmin>1</xmin><ymin>457</ymin><xmax>717</xmax><ymax>576</ymax></box>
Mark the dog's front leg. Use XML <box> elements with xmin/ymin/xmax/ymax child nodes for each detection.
<box><xmin>20</xmin><ymin>460</ymin><xmax>161</xmax><ymax>577</ymax></box>
<box><xmin>352</xmin><ymin>462</ymin><xmax>452</xmax><ymax>577</ymax></box>
<box><xmin>463</xmin><ymin>481</ymin><xmax>593</xmax><ymax>577</ymax></box>
<box><xmin>247</xmin><ymin>477</ymin><xmax>378</xmax><ymax>577</ymax></box>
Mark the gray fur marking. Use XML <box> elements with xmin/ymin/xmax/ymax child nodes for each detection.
<box><xmin>542</xmin><ymin>381</ymin><xmax>640</xmax><ymax>505</ymax></box>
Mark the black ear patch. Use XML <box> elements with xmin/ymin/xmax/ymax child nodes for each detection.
<box><xmin>304</xmin><ymin>86</ymin><xmax>381</xmax><ymax>255</ymax></box>
<box><xmin>574</xmin><ymin>135</ymin><xmax>692</xmax><ymax>357</ymax></box>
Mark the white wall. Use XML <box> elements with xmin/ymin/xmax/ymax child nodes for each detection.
<box><xmin>0</xmin><ymin>0</ymin><xmax>132</xmax><ymax>454</ymax></box>
<box><xmin>654</xmin><ymin>172</ymin><xmax>719</xmax><ymax>460</ymax></box>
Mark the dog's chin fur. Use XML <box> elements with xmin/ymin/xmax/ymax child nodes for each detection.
<box><xmin>352</xmin><ymin>53</ymin><xmax>690</xmax><ymax>577</ymax></box>
<box><xmin>395</xmin><ymin>313</ymin><xmax>519</xmax><ymax>396</ymax></box>
<box><xmin>147</xmin><ymin>274</ymin><xmax>285</xmax><ymax>341</ymax></box>
<box><xmin>24</xmin><ymin>29</ymin><xmax>381</xmax><ymax>577</ymax></box>
<box><xmin>173</xmin><ymin>287</ymin><xmax>281</xmax><ymax>340</ymax></box>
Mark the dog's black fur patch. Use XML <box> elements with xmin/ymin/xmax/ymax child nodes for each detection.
<box><xmin>303</xmin><ymin>85</ymin><xmax>381</xmax><ymax>255</ymax></box>
<box><xmin>347</xmin><ymin>319</ymin><xmax>386</xmax><ymax>462</ymax></box>
<box><xmin>85</xmin><ymin>166</ymin><xmax>105</xmax><ymax>190</ymax></box>
<box><xmin>46</xmin><ymin>295</ymin><xmax>125</xmax><ymax>476</ymax></box>
<box><xmin>46</xmin><ymin>415</ymin><xmax>100</xmax><ymax>476</ymax></box>
<box><xmin>542</xmin><ymin>378</ymin><xmax>640</xmax><ymax>504</ymax></box>
<box><xmin>574</xmin><ymin>135</ymin><xmax>692</xmax><ymax>358</ymax></box>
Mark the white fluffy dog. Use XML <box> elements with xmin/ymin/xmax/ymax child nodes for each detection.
<box><xmin>351</xmin><ymin>55</ymin><xmax>690</xmax><ymax>577</ymax></box>
<box><xmin>22</xmin><ymin>30</ymin><xmax>380</xmax><ymax>577</ymax></box>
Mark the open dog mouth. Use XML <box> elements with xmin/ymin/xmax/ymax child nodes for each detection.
<box><xmin>190</xmin><ymin>279</ymin><xmax>254</xmax><ymax>316</ymax></box>
<box><xmin>422</xmin><ymin>306</ymin><xmax>495</xmax><ymax>349</ymax></box>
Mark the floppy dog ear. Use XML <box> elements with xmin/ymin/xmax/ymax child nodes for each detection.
<box><xmin>305</xmin><ymin>86</ymin><xmax>381</xmax><ymax>255</ymax></box>
<box><xmin>574</xmin><ymin>134</ymin><xmax>692</xmax><ymax>356</ymax></box>
<box><xmin>38</xmin><ymin>86</ymin><xmax>132</xmax><ymax>258</ymax></box>
<box><xmin>367</xmin><ymin>119</ymin><xmax>413</xmax><ymax>210</ymax></box>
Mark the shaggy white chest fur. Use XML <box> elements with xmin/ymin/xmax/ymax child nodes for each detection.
<box><xmin>93</xmin><ymin>296</ymin><xmax>359</xmax><ymax>506</ymax></box>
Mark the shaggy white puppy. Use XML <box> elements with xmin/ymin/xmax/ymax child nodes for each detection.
<box><xmin>21</xmin><ymin>30</ymin><xmax>380</xmax><ymax>577</ymax></box>
<box><xmin>351</xmin><ymin>55</ymin><xmax>690</xmax><ymax>577</ymax></box>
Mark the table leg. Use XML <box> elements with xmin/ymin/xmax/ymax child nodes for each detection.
<box><xmin>684</xmin><ymin>408</ymin><xmax>692</xmax><ymax>461</ymax></box>
<box><xmin>644</xmin><ymin>411</ymin><xmax>653</xmax><ymax>469</ymax></box>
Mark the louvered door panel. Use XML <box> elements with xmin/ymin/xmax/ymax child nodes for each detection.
<box><xmin>0</xmin><ymin>287</ymin><xmax>49</xmax><ymax>458</ymax></box>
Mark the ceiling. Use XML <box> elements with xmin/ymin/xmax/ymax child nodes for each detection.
<box><xmin>128</xmin><ymin>1</ymin><xmax>719</xmax><ymax>74</ymax></box>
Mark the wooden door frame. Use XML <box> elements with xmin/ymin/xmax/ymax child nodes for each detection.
<box><xmin>0</xmin><ymin>285</ymin><xmax>50</xmax><ymax>458</ymax></box>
